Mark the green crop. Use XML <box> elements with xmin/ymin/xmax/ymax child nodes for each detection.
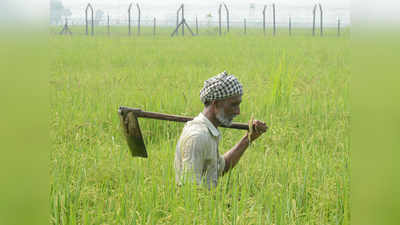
<box><xmin>50</xmin><ymin>31</ymin><xmax>349</xmax><ymax>225</ymax></box>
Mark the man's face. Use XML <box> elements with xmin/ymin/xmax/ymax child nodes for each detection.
<box><xmin>215</xmin><ymin>95</ymin><xmax>242</xmax><ymax>126</ymax></box>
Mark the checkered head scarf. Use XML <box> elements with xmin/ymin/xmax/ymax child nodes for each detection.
<box><xmin>200</xmin><ymin>71</ymin><xmax>243</xmax><ymax>104</ymax></box>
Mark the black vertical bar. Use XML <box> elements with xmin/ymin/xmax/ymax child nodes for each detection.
<box><xmin>176</xmin><ymin>6</ymin><xmax>179</xmax><ymax>31</ymax></box>
<box><xmin>289</xmin><ymin>16</ymin><xmax>292</xmax><ymax>36</ymax></box>
<box><xmin>153</xmin><ymin>17</ymin><xmax>156</xmax><ymax>36</ymax></box>
<box><xmin>227</xmin><ymin>9</ymin><xmax>230</xmax><ymax>33</ymax></box>
<box><xmin>137</xmin><ymin>4</ymin><xmax>141</xmax><ymax>36</ymax></box>
<box><xmin>319</xmin><ymin>4</ymin><xmax>323</xmax><ymax>36</ymax></box>
<box><xmin>224</xmin><ymin>3</ymin><xmax>230</xmax><ymax>33</ymax></box>
<box><xmin>272</xmin><ymin>4</ymin><xmax>276</xmax><ymax>36</ymax></box>
<box><xmin>263</xmin><ymin>6</ymin><xmax>266</xmax><ymax>36</ymax></box>
<box><xmin>181</xmin><ymin>4</ymin><xmax>184</xmax><ymax>36</ymax></box>
<box><xmin>244</xmin><ymin>18</ymin><xmax>246</xmax><ymax>35</ymax></box>
<box><xmin>176</xmin><ymin>5</ymin><xmax>180</xmax><ymax>36</ymax></box>
<box><xmin>312</xmin><ymin>5</ymin><xmax>316</xmax><ymax>36</ymax></box>
<box><xmin>337</xmin><ymin>18</ymin><xmax>341</xmax><ymax>37</ymax></box>
<box><xmin>91</xmin><ymin>6</ymin><xmax>94</xmax><ymax>36</ymax></box>
<box><xmin>85</xmin><ymin>9</ymin><xmax>88</xmax><ymax>35</ymax></box>
<box><xmin>196</xmin><ymin>16</ymin><xmax>199</xmax><ymax>35</ymax></box>
<box><xmin>128</xmin><ymin>4</ymin><xmax>131</xmax><ymax>36</ymax></box>
<box><xmin>107</xmin><ymin>14</ymin><xmax>110</xmax><ymax>36</ymax></box>
<box><xmin>218</xmin><ymin>5</ymin><xmax>222</xmax><ymax>36</ymax></box>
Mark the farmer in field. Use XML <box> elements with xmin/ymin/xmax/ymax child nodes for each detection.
<box><xmin>174</xmin><ymin>71</ymin><xmax>268</xmax><ymax>188</ymax></box>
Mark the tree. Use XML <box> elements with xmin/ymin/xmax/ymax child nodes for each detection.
<box><xmin>64</xmin><ymin>8</ymin><xmax>72</xmax><ymax>18</ymax></box>
<box><xmin>249</xmin><ymin>3</ymin><xmax>256</xmax><ymax>18</ymax></box>
<box><xmin>50</xmin><ymin>0</ymin><xmax>71</xmax><ymax>25</ymax></box>
<box><xmin>206</xmin><ymin>13</ymin><xmax>212</xmax><ymax>28</ymax></box>
<box><xmin>95</xmin><ymin>9</ymin><xmax>105</xmax><ymax>25</ymax></box>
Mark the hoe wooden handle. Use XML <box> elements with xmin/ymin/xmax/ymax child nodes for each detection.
<box><xmin>119</xmin><ymin>106</ymin><xmax>249</xmax><ymax>130</ymax></box>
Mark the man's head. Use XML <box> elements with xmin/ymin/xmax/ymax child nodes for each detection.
<box><xmin>200</xmin><ymin>71</ymin><xmax>243</xmax><ymax>126</ymax></box>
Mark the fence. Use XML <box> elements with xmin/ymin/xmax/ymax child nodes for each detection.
<box><xmin>54</xmin><ymin>3</ymin><xmax>349</xmax><ymax>37</ymax></box>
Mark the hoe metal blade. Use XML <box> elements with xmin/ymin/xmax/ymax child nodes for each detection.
<box><xmin>118</xmin><ymin>107</ymin><xmax>148</xmax><ymax>158</ymax></box>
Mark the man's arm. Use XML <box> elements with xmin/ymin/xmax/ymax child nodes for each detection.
<box><xmin>222</xmin><ymin>120</ymin><xmax>268</xmax><ymax>175</ymax></box>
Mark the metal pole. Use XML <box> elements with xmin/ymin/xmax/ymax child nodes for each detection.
<box><xmin>137</xmin><ymin>3</ymin><xmax>141</xmax><ymax>36</ymax></box>
<box><xmin>171</xmin><ymin>20</ymin><xmax>184</xmax><ymax>37</ymax></box>
<box><xmin>176</xmin><ymin>5</ymin><xmax>180</xmax><ymax>36</ymax></box>
<box><xmin>196</xmin><ymin>16</ymin><xmax>199</xmax><ymax>35</ymax></box>
<box><xmin>272</xmin><ymin>4</ymin><xmax>276</xmax><ymax>36</ymax></box>
<box><xmin>176</xmin><ymin>6</ymin><xmax>179</xmax><ymax>30</ymax></box>
<box><xmin>91</xmin><ymin>5</ymin><xmax>94</xmax><ymax>36</ymax></box>
<box><xmin>153</xmin><ymin>17</ymin><xmax>156</xmax><ymax>36</ymax></box>
<box><xmin>183</xmin><ymin>21</ymin><xmax>195</xmax><ymax>36</ymax></box>
<box><xmin>85</xmin><ymin>9</ymin><xmax>88</xmax><ymax>35</ymax></box>
<box><xmin>289</xmin><ymin>16</ymin><xmax>292</xmax><ymax>36</ymax></box>
<box><xmin>262</xmin><ymin>5</ymin><xmax>266</xmax><ymax>36</ymax></box>
<box><xmin>181</xmin><ymin>4</ymin><xmax>184</xmax><ymax>36</ymax></box>
<box><xmin>312</xmin><ymin>5</ymin><xmax>316</xmax><ymax>36</ymax></box>
<box><xmin>218</xmin><ymin>4</ymin><xmax>222</xmax><ymax>36</ymax></box>
<box><xmin>319</xmin><ymin>4</ymin><xmax>323</xmax><ymax>36</ymax></box>
<box><xmin>107</xmin><ymin>14</ymin><xmax>110</xmax><ymax>36</ymax></box>
<box><xmin>85</xmin><ymin>4</ymin><xmax>94</xmax><ymax>36</ymax></box>
<box><xmin>128</xmin><ymin>4</ymin><xmax>132</xmax><ymax>36</ymax></box>
<box><xmin>224</xmin><ymin>3</ymin><xmax>230</xmax><ymax>33</ymax></box>
<box><xmin>244</xmin><ymin>18</ymin><xmax>246</xmax><ymax>35</ymax></box>
<box><xmin>337</xmin><ymin>17</ymin><xmax>341</xmax><ymax>37</ymax></box>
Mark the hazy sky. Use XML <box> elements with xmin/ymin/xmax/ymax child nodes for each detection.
<box><xmin>62</xmin><ymin>0</ymin><xmax>350</xmax><ymax>26</ymax></box>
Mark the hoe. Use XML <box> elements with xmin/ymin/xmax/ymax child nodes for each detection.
<box><xmin>118</xmin><ymin>106</ymin><xmax>249</xmax><ymax>158</ymax></box>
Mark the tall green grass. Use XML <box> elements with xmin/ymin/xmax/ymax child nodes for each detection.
<box><xmin>50</xmin><ymin>34</ymin><xmax>349</xmax><ymax>225</ymax></box>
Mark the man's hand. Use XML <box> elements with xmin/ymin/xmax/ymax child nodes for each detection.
<box><xmin>248</xmin><ymin>120</ymin><xmax>268</xmax><ymax>142</ymax></box>
<box><xmin>223</xmin><ymin>119</ymin><xmax>268</xmax><ymax>174</ymax></box>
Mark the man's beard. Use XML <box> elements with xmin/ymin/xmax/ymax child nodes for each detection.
<box><xmin>216</xmin><ymin>109</ymin><xmax>235</xmax><ymax>127</ymax></box>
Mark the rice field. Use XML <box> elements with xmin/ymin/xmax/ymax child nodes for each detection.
<box><xmin>50</xmin><ymin>30</ymin><xmax>350</xmax><ymax>225</ymax></box>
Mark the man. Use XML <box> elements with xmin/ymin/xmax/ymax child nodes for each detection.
<box><xmin>174</xmin><ymin>71</ymin><xmax>268</xmax><ymax>188</ymax></box>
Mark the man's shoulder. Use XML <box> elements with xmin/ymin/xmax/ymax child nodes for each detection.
<box><xmin>181</xmin><ymin>120</ymin><xmax>212</xmax><ymax>139</ymax></box>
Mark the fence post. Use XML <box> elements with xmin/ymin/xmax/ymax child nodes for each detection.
<box><xmin>176</xmin><ymin>6</ymin><xmax>179</xmax><ymax>33</ymax></box>
<box><xmin>289</xmin><ymin>16</ymin><xmax>292</xmax><ymax>36</ymax></box>
<box><xmin>319</xmin><ymin>4</ymin><xmax>323</xmax><ymax>36</ymax></box>
<box><xmin>85</xmin><ymin>3</ymin><xmax>94</xmax><ymax>36</ymax></box>
<box><xmin>218</xmin><ymin>4</ymin><xmax>222</xmax><ymax>36</ymax></box>
<box><xmin>85</xmin><ymin>9</ymin><xmax>88</xmax><ymax>35</ymax></box>
<box><xmin>262</xmin><ymin>5</ymin><xmax>266</xmax><ymax>36</ymax></box>
<box><xmin>128</xmin><ymin>3</ymin><xmax>132</xmax><ymax>36</ymax></box>
<box><xmin>196</xmin><ymin>16</ymin><xmax>199</xmax><ymax>35</ymax></box>
<box><xmin>337</xmin><ymin>17</ymin><xmax>341</xmax><ymax>37</ymax></box>
<box><xmin>180</xmin><ymin>4</ymin><xmax>184</xmax><ymax>36</ymax></box>
<box><xmin>176</xmin><ymin>5</ymin><xmax>181</xmax><ymax>36</ymax></box>
<box><xmin>223</xmin><ymin>3</ymin><xmax>229</xmax><ymax>33</ymax></box>
<box><xmin>312</xmin><ymin>4</ymin><xmax>316</xmax><ymax>36</ymax></box>
<box><xmin>244</xmin><ymin>18</ymin><xmax>247</xmax><ymax>35</ymax></box>
<box><xmin>272</xmin><ymin>4</ymin><xmax>276</xmax><ymax>36</ymax></box>
<box><xmin>153</xmin><ymin>17</ymin><xmax>156</xmax><ymax>36</ymax></box>
<box><xmin>91</xmin><ymin>6</ymin><xmax>94</xmax><ymax>35</ymax></box>
<box><xmin>107</xmin><ymin>14</ymin><xmax>110</xmax><ymax>36</ymax></box>
<box><xmin>59</xmin><ymin>18</ymin><xmax>72</xmax><ymax>35</ymax></box>
<box><xmin>136</xmin><ymin>3</ymin><xmax>141</xmax><ymax>36</ymax></box>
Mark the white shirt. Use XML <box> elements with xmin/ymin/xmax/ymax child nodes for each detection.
<box><xmin>174</xmin><ymin>113</ymin><xmax>226</xmax><ymax>188</ymax></box>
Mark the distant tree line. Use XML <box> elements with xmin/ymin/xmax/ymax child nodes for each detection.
<box><xmin>50</xmin><ymin>0</ymin><xmax>107</xmax><ymax>25</ymax></box>
<box><xmin>50</xmin><ymin>0</ymin><xmax>71</xmax><ymax>25</ymax></box>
